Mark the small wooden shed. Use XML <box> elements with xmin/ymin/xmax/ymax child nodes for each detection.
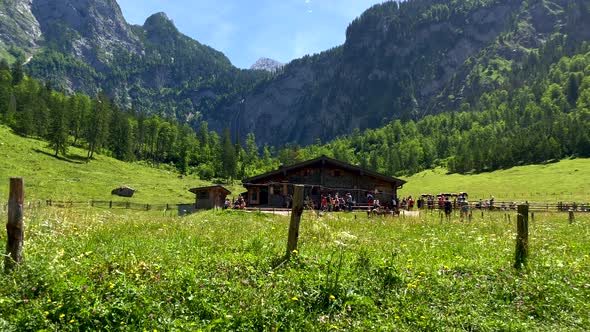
<box><xmin>189</xmin><ymin>185</ymin><xmax>231</xmax><ymax>210</ymax></box>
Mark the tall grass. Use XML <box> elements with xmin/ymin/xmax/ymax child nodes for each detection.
<box><xmin>0</xmin><ymin>208</ymin><xmax>588</xmax><ymax>330</ymax></box>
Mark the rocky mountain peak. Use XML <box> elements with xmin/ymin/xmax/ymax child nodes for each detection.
<box><xmin>250</xmin><ymin>57</ymin><xmax>284</xmax><ymax>72</ymax></box>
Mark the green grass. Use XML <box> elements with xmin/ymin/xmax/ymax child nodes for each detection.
<box><xmin>400</xmin><ymin>160</ymin><xmax>590</xmax><ymax>203</ymax></box>
<box><xmin>0</xmin><ymin>126</ymin><xmax>244</xmax><ymax>204</ymax></box>
<box><xmin>0</xmin><ymin>208</ymin><xmax>588</xmax><ymax>330</ymax></box>
<box><xmin>1</xmin><ymin>124</ymin><xmax>589</xmax><ymax>329</ymax></box>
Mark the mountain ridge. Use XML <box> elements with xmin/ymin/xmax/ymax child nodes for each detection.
<box><xmin>2</xmin><ymin>0</ymin><xmax>590</xmax><ymax>148</ymax></box>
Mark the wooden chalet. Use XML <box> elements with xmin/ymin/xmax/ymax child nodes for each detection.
<box><xmin>189</xmin><ymin>185</ymin><xmax>231</xmax><ymax>210</ymax></box>
<box><xmin>242</xmin><ymin>155</ymin><xmax>406</xmax><ymax>208</ymax></box>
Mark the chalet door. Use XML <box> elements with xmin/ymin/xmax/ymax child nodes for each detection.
<box><xmin>260</xmin><ymin>187</ymin><xmax>269</xmax><ymax>205</ymax></box>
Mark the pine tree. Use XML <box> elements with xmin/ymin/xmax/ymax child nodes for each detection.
<box><xmin>86</xmin><ymin>93</ymin><xmax>111</xmax><ymax>160</ymax></box>
<box><xmin>47</xmin><ymin>94</ymin><xmax>69</xmax><ymax>157</ymax></box>
<box><xmin>11</xmin><ymin>61</ymin><xmax>23</xmax><ymax>86</ymax></box>
<box><xmin>221</xmin><ymin>128</ymin><xmax>237</xmax><ymax>179</ymax></box>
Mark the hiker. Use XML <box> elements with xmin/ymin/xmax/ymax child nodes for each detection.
<box><xmin>224</xmin><ymin>198</ymin><xmax>231</xmax><ymax>209</ymax></box>
<box><xmin>444</xmin><ymin>197</ymin><xmax>452</xmax><ymax>221</ymax></box>
<box><xmin>346</xmin><ymin>192</ymin><xmax>353</xmax><ymax>212</ymax></box>
<box><xmin>367</xmin><ymin>192</ymin><xmax>374</xmax><ymax>210</ymax></box>
<box><xmin>408</xmin><ymin>196</ymin><xmax>414</xmax><ymax>210</ymax></box>
<box><xmin>321</xmin><ymin>195</ymin><xmax>327</xmax><ymax>212</ymax></box>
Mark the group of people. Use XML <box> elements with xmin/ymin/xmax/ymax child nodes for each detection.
<box><xmin>224</xmin><ymin>195</ymin><xmax>246</xmax><ymax>210</ymax></box>
<box><xmin>320</xmin><ymin>192</ymin><xmax>354</xmax><ymax>212</ymax></box>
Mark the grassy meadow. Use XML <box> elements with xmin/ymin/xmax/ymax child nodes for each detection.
<box><xmin>0</xmin><ymin>126</ymin><xmax>244</xmax><ymax>204</ymax></box>
<box><xmin>400</xmin><ymin>160</ymin><xmax>590</xmax><ymax>203</ymax></box>
<box><xmin>1</xmin><ymin>124</ymin><xmax>590</xmax><ymax>330</ymax></box>
<box><xmin>0</xmin><ymin>208</ymin><xmax>588</xmax><ymax>330</ymax></box>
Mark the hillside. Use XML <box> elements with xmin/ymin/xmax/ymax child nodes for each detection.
<box><xmin>399</xmin><ymin>160</ymin><xmax>590</xmax><ymax>203</ymax></box>
<box><xmin>0</xmin><ymin>125</ymin><xmax>243</xmax><ymax>203</ymax></box>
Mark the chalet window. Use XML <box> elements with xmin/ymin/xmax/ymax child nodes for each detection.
<box><xmin>251</xmin><ymin>191</ymin><xmax>258</xmax><ymax>201</ymax></box>
<box><xmin>197</xmin><ymin>192</ymin><xmax>209</xmax><ymax>200</ymax></box>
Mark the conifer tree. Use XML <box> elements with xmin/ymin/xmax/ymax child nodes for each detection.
<box><xmin>47</xmin><ymin>94</ymin><xmax>69</xmax><ymax>156</ymax></box>
<box><xmin>221</xmin><ymin>128</ymin><xmax>237</xmax><ymax>179</ymax></box>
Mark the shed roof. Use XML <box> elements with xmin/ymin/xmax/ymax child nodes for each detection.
<box><xmin>189</xmin><ymin>185</ymin><xmax>231</xmax><ymax>195</ymax></box>
<box><xmin>243</xmin><ymin>155</ymin><xmax>406</xmax><ymax>187</ymax></box>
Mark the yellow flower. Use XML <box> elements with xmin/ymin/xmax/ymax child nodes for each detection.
<box><xmin>291</xmin><ymin>296</ymin><xmax>299</xmax><ymax>301</ymax></box>
<box><xmin>69</xmin><ymin>319</ymin><xmax>75</xmax><ymax>323</ymax></box>
<box><xmin>585</xmin><ymin>254</ymin><xmax>589</xmax><ymax>259</ymax></box>
<box><xmin>109</xmin><ymin>283</ymin><xmax>114</xmax><ymax>289</ymax></box>
<box><xmin>44</xmin><ymin>311</ymin><xmax>49</xmax><ymax>316</ymax></box>
<box><xmin>292</xmin><ymin>249</ymin><xmax>299</xmax><ymax>254</ymax></box>
<box><xmin>444</xmin><ymin>265</ymin><xmax>449</xmax><ymax>270</ymax></box>
<box><xmin>395</xmin><ymin>315</ymin><xmax>400</xmax><ymax>320</ymax></box>
<box><xmin>421</xmin><ymin>316</ymin><xmax>426</xmax><ymax>320</ymax></box>
<box><xmin>59</xmin><ymin>314</ymin><xmax>65</xmax><ymax>319</ymax></box>
<box><xmin>420</xmin><ymin>272</ymin><xmax>426</xmax><ymax>276</ymax></box>
<box><xmin>329</xmin><ymin>294</ymin><xmax>336</xmax><ymax>300</ymax></box>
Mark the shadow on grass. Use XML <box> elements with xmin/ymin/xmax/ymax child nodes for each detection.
<box><xmin>32</xmin><ymin>148</ymin><xmax>86</xmax><ymax>164</ymax></box>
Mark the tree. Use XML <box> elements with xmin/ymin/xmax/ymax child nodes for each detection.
<box><xmin>47</xmin><ymin>93</ymin><xmax>69</xmax><ymax>156</ymax></box>
<box><xmin>221</xmin><ymin>128</ymin><xmax>237</xmax><ymax>179</ymax></box>
<box><xmin>11</xmin><ymin>61</ymin><xmax>24</xmax><ymax>86</ymax></box>
<box><xmin>86</xmin><ymin>93</ymin><xmax>111</xmax><ymax>160</ymax></box>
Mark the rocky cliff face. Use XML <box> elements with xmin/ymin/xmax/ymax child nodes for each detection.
<box><xmin>30</xmin><ymin>0</ymin><xmax>141</xmax><ymax>64</ymax></box>
<box><xmin>0</xmin><ymin>0</ymin><xmax>41</xmax><ymax>54</ymax></box>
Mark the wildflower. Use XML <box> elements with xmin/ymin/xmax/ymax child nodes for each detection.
<box><xmin>292</xmin><ymin>249</ymin><xmax>299</xmax><ymax>255</ymax></box>
<box><xmin>395</xmin><ymin>315</ymin><xmax>400</xmax><ymax>320</ymax></box>
<box><xmin>444</xmin><ymin>265</ymin><xmax>449</xmax><ymax>270</ymax></box>
<box><xmin>291</xmin><ymin>296</ymin><xmax>299</xmax><ymax>301</ymax></box>
<box><xmin>109</xmin><ymin>283</ymin><xmax>114</xmax><ymax>289</ymax></box>
<box><xmin>69</xmin><ymin>319</ymin><xmax>75</xmax><ymax>323</ymax></box>
<box><xmin>59</xmin><ymin>314</ymin><xmax>65</xmax><ymax>319</ymax></box>
<box><xmin>421</xmin><ymin>316</ymin><xmax>426</xmax><ymax>320</ymax></box>
<box><xmin>44</xmin><ymin>311</ymin><xmax>49</xmax><ymax>316</ymax></box>
<box><xmin>329</xmin><ymin>294</ymin><xmax>336</xmax><ymax>301</ymax></box>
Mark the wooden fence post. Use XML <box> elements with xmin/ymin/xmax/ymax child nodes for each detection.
<box><xmin>109</xmin><ymin>201</ymin><xmax>112</xmax><ymax>209</ymax></box>
<box><xmin>5</xmin><ymin>178</ymin><xmax>24</xmax><ymax>272</ymax></box>
<box><xmin>569</xmin><ymin>210</ymin><xmax>575</xmax><ymax>224</ymax></box>
<box><xmin>286</xmin><ymin>185</ymin><xmax>304</xmax><ymax>258</ymax></box>
<box><xmin>514</xmin><ymin>205</ymin><xmax>529</xmax><ymax>269</ymax></box>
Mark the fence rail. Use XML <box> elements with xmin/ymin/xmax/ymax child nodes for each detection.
<box><xmin>1</xmin><ymin>200</ymin><xmax>192</xmax><ymax>213</ymax></box>
<box><xmin>1</xmin><ymin>200</ymin><xmax>588</xmax><ymax>215</ymax></box>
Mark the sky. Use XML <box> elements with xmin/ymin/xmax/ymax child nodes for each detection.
<box><xmin>117</xmin><ymin>0</ymin><xmax>384</xmax><ymax>69</ymax></box>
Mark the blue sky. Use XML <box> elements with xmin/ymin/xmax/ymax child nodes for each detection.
<box><xmin>117</xmin><ymin>0</ymin><xmax>384</xmax><ymax>69</ymax></box>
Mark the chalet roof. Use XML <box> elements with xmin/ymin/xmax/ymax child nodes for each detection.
<box><xmin>243</xmin><ymin>155</ymin><xmax>406</xmax><ymax>186</ymax></box>
<box><xmin>189</xmin><ymin>185</ymin><xmax>231</xmax><ymax>195</ymax></box>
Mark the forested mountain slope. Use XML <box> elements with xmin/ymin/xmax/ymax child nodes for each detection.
<box><xmin>222</xmin><ymin>0</ymin><xmax>590</xmax><ymax>145</ymax></box>
<box><xmin>0</xmin><ymin>0</ymin><xmax>270</xmax><ymax>127</ymax></box>
<box><xmin>1</xmin><ymin>0</ymin><xmax>590</xmax><ymax>151</ymax></box>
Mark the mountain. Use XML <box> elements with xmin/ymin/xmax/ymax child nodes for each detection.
<box><xmin>250</xmin><ymin>57</ymin><xmax>284</xmax><ymax>72</ymax></box>
<box><xmin>0</xmin><ymin>0</ymin><xmax>270</xmax><ymax>125</ymax></box>
<box><xmin>221</xmin><ymin>0</ymin><xmax>590</xmax><ymax>145</ymax></box>
<box><xmin>2</xmin><ymin>0</ymin><xmax>590</xmax><ymax>148</ymax></box>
